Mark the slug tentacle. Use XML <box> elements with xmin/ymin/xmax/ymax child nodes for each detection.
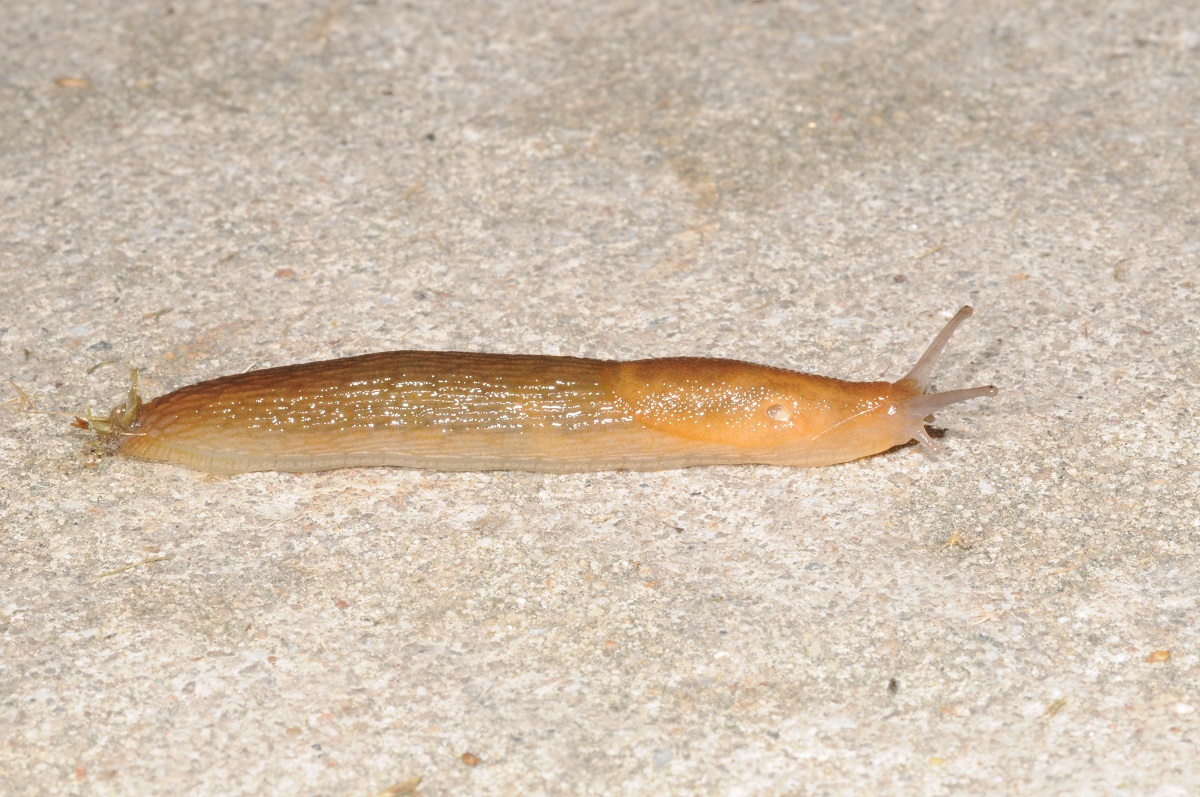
<box><xmin>902</xmin><ymin>385</ymin><xmax>1000</xmax><ymax>420</ymax></box>
<box><xmin>903</xmin><ymin>306</ymin><xmax>974</xmax><ymax>389</ymax></box>
<box><xmin>891</xmin><ymin>306</ymin><xmax>998</xmax><ymax>453</ymax></box>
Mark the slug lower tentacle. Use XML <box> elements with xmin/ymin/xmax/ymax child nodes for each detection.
<box><xmin>84</xmin><ymin>307</ymin><xmax>997</xmax><ymax>474</ymax></box>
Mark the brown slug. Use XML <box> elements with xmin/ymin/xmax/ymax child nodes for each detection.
<box><xmin>82</xmin><ymin>306</ymin><xmax>997</xmax><ymax>475</ymax></box>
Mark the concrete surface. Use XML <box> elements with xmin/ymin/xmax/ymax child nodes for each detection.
<box><xmin>2</xmin><ymin>1</ymin><xmax>1198</xmax><ymax>794</ymax></box>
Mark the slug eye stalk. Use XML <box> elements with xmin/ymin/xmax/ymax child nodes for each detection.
<box><xmin>892</xmin><ymin>306</ymin><xmax>998</xmax><ymax>454</ymax></box>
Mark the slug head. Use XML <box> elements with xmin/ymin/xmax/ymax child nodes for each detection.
<box><xmin>615</xmin><ymin>307</ymin><xmax>996</xmax><ymax>466</ymax></box>
<box><xmin>797</xmin><ymin>306</ymin><xmax>997</xmax><ymax>460</ymax></box>
<box><xmin>615</xmin><ymin>358</ymin><xmax>914</xmax><ymax>466</ymax></box>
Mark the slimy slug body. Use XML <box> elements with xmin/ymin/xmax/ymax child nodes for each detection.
<box><xmin>90</xmin><ymin>307</ymin><xmax>997</xmax><ymax>474</ymax></box>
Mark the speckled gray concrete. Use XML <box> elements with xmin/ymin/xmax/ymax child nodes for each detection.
<box><xmin>2</xmin><ymin>1</ymin><xmax>1197</xmax><ymax>795</ymax></box>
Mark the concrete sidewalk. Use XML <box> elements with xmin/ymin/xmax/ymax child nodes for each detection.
<box><xmin>2</xmin><ymin>1</ymin><xmax>1197</xmax><ymax>794</ymax></box>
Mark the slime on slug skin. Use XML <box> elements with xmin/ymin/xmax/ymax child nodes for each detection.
<box><xmin>79</xmin><ymin>307</ymin><xmax>997</xmax><ymax>475</ymax></box>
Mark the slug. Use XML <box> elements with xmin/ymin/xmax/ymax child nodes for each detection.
<box><xmin>82</xmin><ymin>306</ymin><xmax>997</xmax><ymax>475</ymax></box>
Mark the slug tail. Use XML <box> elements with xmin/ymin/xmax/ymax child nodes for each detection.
<box><xmin>75</xmin><ymin>369</ymin><xmax>144</xmax><ymax>453</ymax></box>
